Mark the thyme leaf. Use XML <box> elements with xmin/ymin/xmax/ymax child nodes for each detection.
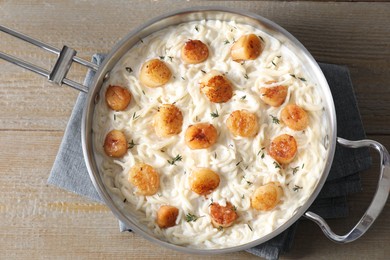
<box><xmin>211</xmin><ymin>110</ymin><xmax>219</xmax><ymax>119</ymax></box>
<box><xmin>273</xmin><ymin>161</ymin><xmax>281</xmax><ymax>169</ymax></box>
<box><xmin>270</xmin><ymin>115</ymin><xmax>280</xmax><ymax>124</ymax></box>
<box><xmin>185</xmin><ymin>213</ymin><xmax>200</xmax><ymax>222</ymax></box>
<box><xmin>195</xmin><ymin>25</ymin><xmax>199</xmax><ymax>32</ymax></box>
<box><xmin>224</xmin><ymin>39</ymin><xmax>230</xmax><ymax>44</ymax></box>
<box><xmin>159</xmin><ymin>55</ymin><xmax>165</xmax><ymax>60</ymax></box>
<box><xmin>132</xmin><ymin>112</ymin><xmax>140</xmax><ymax>120</ymax></box>
<box><xmin>247</xmin><ymin>224</ymin><xmax>253</xmax><ymax>231</ymax></box>
<box><xmin>244</xmin><ymin>74</ymin><xmax>249</xmax><ymax>79</ymax></box>
<box><xmin>291</xmin><ymin>166</ymin><xmax>300</xmax><ymax>175</ymax></box>
<box><xmin>167</xmin><ymin>154</ymin><xmax>182</xmax><ymax>165</ymax></box>
<box><xmin>293</xmin><ymin>185</ymin><xmax>303</xmax><ymax>192</ymax></box>
<box><xmin>125</xmin><ymin>67</ymin><xmax>133</xmax><ymax>73</ymax></box>
<box><xmin>298</xmin><ymin>77</ymin><xmax>306</xmax><ymax>82</ymax></box>
<box><xmin>258</xmin><ymin>35</ymin><xmax>264</xmax><ymax>42</ymax></box>
<box><xmin>128</xmin><ymin>139</ymin><xmax>138</xmax><ymax>149</ymax></box>
<box><xmin>240</xmin><ymin>95</ymin><xmax>247</xmax><ymax>100</ymax></box>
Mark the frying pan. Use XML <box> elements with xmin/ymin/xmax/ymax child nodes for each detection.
<box><xmin>0</xmin><ymin>6</ymin><xmax>389</xmax><ymax>254</ymax></box>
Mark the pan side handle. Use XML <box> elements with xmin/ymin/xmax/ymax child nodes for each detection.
<box><xmin>305</xmin><ymin>137</ymin><xmax>390</xmax><ymax>243</ymax></box>
<box><xmin>0</xmin><ymin>25</ymin><xmax>98</xmax><ymax>93</ymax></box>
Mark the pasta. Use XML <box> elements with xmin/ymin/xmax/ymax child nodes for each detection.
<box><xmin>92</xmin><ymin>20</ymin><xmax>328</xmax><ymax>249</ymax></box>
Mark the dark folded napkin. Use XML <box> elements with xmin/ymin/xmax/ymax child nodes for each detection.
<box><xmin>48</xmin><ymin>54</ymin><xmax>371</xmax><ymax>260</ymax></box>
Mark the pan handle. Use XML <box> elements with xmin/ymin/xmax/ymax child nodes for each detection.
<box><xmin>305</xmin><ymin>137</ymin><xmax>390</xmax><ymax>243</ymax></box>
<box><xmin>0</xmin><ymin>25</ymin><xmax>98</xmax><ymax>93</ymax></box>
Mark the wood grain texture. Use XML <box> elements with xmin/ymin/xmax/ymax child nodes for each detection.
<box><xmin>0</xmin><ymin>1</ymin><xmax>389</xmax><ymax>259</ymax></box>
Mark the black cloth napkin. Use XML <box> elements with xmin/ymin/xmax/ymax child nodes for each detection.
<box><xmin>48</xmin><ymin>54</ymin><xmax>371</xmax><ymax>260</ymax></box>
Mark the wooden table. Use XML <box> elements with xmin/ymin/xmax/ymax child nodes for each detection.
<box><xmin>0</xmin><ymin>1</ymin><xmax>389</xmax><ymax>259</ymax></box>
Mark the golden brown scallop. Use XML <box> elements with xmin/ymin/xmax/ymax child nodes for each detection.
<box><xmin>153</xmin><ymin>104</ymin><xmax>183</xmax><ymax>137</ymax></box>
<box><xmin>103</xmin><ymin>129</ymin><xmax>128</xmax><ymax>158</ymax></box>
<box><xmin>156</xmin><ymin>205</ymin><xmax>179</xmax><ymax>229</ymax></box>
<box><xmin>269</xmin><ymin>134</ymin><xmax>297</xmax><ymax>164</ymax></box>
<box><xmin>199</xmin><ymin>70</ymin><xmax>233</xmax><ymax>103</ymax></box>
<box><xmin>185</xmin><ymin>123</ymin><xmax>218</xmax><ymax>149</ymax></box>
<box><xmin>251</xmin><ymin>182</ymin><xmax>283</xmax><ymax>211</ymax></box>
<box><xmin>189</xmin><ymin>168</ymin><xmax>220</xmax><ymax>196</ymax></box>
<box><xmin>181</xmin><ymin>39</ymin><xmax>209</xmax><ymax>64</ymax></box>
<box><xmin>209</xmin><ymin>201</ymin><xmax>238</xmax><ymax>228</ymax></box>
<box><xmin>230</xmin><ymin>34</ymin><xmax>264</xmax><ymax>62</ymax></box>
<box><xmin>105</xmin><ymin>85</ymin><xmax>132</xmax><ymax>111</ymax></box>
<box><xmin>260</xmin><ymin>85</ymin><xmax>288</xmax><ymax>107</ymax></box>
<box><xmin>139</xmin><ymin>59</ymin><xmax>172</xmax><ymax>88</ymax></box>
<box><xmin>280</xmin><ymin>104</ymin><xmax>309</xmax><ymax>131</ymax></box>
<box><xmin>128</xmin><ymin>163</ymin><xmax>160</xmax><ymax>196</ymax></box>
<box><xmin>226</xmin><ymin>110</ymin><xmax>259</xmax><ymax>137</ymax></box>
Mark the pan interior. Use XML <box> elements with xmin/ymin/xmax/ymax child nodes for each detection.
<box><xmin>82</xmin><ymin>7</ymin><xmax>336</xmax><ymax>254</ymax></box>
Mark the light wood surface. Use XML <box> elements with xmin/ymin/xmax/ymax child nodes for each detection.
<box><xmin>0</xmin><ymin>1</ymin><xmax>389</xmax><ymax>259</ymax></box>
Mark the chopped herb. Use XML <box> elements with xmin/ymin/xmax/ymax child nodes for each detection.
<box><xmin>292</xmin><ymin>166</ymin><xmax>300</xmax><ymax>175</ymax></box>
<box><xmin>168</xmin><ymin>56</ymin><xmax>173</xmax><ymax>62</ymax></box>
<box><xmin>270</xmin><ymin>115</ymin><xmax>280</xmax><ymax>124</ymax></box>
<box><xmin>229</xmin><ymin>144</ymin><xmax>234</xmax><ymax>148</ymax></box>
<box><xmin>277</xmin><ymin>55</ymin><xmax>281</xmax><ymax>58</ymax></box>
<box><xmin>246</xmin><ymin>181</ymin><xmax>253</xmax><ymax>185</ymax></box>
<box><xmin>299</xmin><ymin>77</ymin><xmax>307</xmax><ymax>82</ymax></box>
<box><xmin>125</xmin><ymin>67</ymin><xmax>133</xmax><ymax>73</ymax></box>
<box><xmin>241</xmin><ymin>195</ymin><xmax>245</xmax><ymax>199</ymax></box>
<box><xmin>214</xmin><ymin>152</ymin><xmax>217</xmax><ymax>159</ymax></box>
<box><xmin>245</xmin><ymin>165</ymin><xmax>249</xmax><ymax>170</ymax></box>
<box><xmin>185</xmin><ymin>213</ymin><xmax>200</xmax><ymax>222</ymax></box>
<box><xmin>132</xmin><ymin>112</ymin><xmax>140</xmax><ymax>120</ymax></box>
<box><xmin>232</xmin><ymin>205</ymin><xmax>237</xmax><ymax>211</ymax></box>
<box><xmin>224</xmin><ymin>39</ymin><xmax>230</xmax><ymax>44</ymax></box>
<box><xmin>244</xmin><ymin>74</ymin><xmax>249</xmax><ymax>79</ymax></box>
<box><xmin>271</xmin><ymin>61</ymin><xmax>277</xmax><ymax>67</ymax></box>
<box><xmin>290</xmin><ymin>74</ymin><xmax>297</xmax><ymax>78</ymax></box>
<box><xmin>123</xmin><ymin>198</ymin><xmax>127</xmax><ymax>203</ymax></box>
<box><xmin>167</xmin><ymin>154</ymin><xmax>182</xmax><ymax>165</ymax></box>
<box><xmin>139</xmin><ymin>38</ymin><xmax>144</xmax><ymax>43</ymax></box>
<box><xmin>157</xmin><ymin>193</ymin><xmax>162</xmax><ymax>197</ymax></box>
<box><xmin>159</xmin><ymin>55</ymin><xmax>165</xmax><ymax>60</ymax></box>
<box><xmin>142</xmin><ymin>90</ymin><xmax>145</xmax><ymax>95</ymax></box>
<box><xmin>261</xmin><ymin>153</ymin><xmax>265</xmax><ymax>159</ymax></box>
<box><xmin>240</xmin><ymin>95</ymin><xmax>247</xmax><ymax>100</ymax></box>
<box><xmin>257</xmin><ymin>147</ymin><xmax>265</xmax><ymax>156</ymax></box>
<box><xmin>201</xmin><ymin>69</ymin><xmax>206</xmax><ymax>74</ymax></box>
<box><xmin>128</xmin><ymin>139</ymin><xmax>138</xmax><ymax>149</ymax></box>
<box><xmin>273</xmin><ymin>161</ymin><xmax>281</xmax><ymax>169</ymax></box>
<box><xmin>211</xmin><ymin>110</ymin><xmax>219</xmax><ymax>119</ymax></box>
<box><xmin>114</xmin><ymin>114</ymin><xmax>116</xmax><ymax>121</ymax></box>
<box><xmin>258</xmin><ymin>35</ymin><xmax>264</xmax><ymax>42</ymax></box>
<box><xmin>247</xmin><ymin>224</ymin><xmax>253</xmax><ymax>231</ymax></box>
<box><xmin>293</xmin><ymin>185</ymin><xmax>303</xmax><ymax>192</ymax></box>
<box><xmin>217</xmin><ymin>226</ymin><xmax>223</xmax><ymax>231</ymax></box>
<box><xmin>302</xmin><ymin>163</ymin><xmax>305</xmax><ymax>169</ymax></box>
<box><xmin>181</xmin><ymin>76</ymin><xmax>185</xmax><ymax>80</ymax></box>
<box><xmin>195</xmin><ymin>25</ymin><xmax>199</xmax><ymax>32</ymax></box>
<box><xmin>195</xmin><ymin>116</ymin><xmax>199</xmax><ymax>121</ymax></box>
<box><xmin>160</xmin><ymin>149</ymin><xmax>165</xmax><ymax>153</ymax></box>
<box><xmin>236</xmin><ymin>160</ymin><xmax>242</xmax><ymax>167</ymax></box>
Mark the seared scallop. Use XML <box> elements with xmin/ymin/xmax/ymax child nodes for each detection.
<box><xmin>185</xmin><ymin>123</ymin><xmax>218</xmax><ymax>149</ymax></box>
<box><xmin>280</xmin><ymin>104</ymin><xmax>309</xmax><ymax>131</ymax></box>
<box><xmin>251</xmin><ymin>182</ymin><xmax>283</xmax><ymax>211</ymax></box>
<box><xmin>181</xmin><ymin>39</ymin><xmax>209</xmax><ymax>64</ymax></box>
<box><xmin>105</xmin><ymin>85</ymin><xmax>132</xmax><ymax>111</ymax></box>
<box><xmin>269</xmin><ymin>134</ymin><xmax>297</xmax><ymax>164</ymax></box>
<box><xmin>103</xmin><ymin>129</ymin><xmax>128</xmax><ymax>158</ymax></box>
<box><xmin>210</xmin><ymin>201</ymin><xmax>238</xmax><ymax>228</ymax></box>
<box><xmin>156</xmin><ymin>205</ymin><xmax>179</xmax><ymax>229</ymax></box>
<box><xmin>153</xmin><ymin>104</ymin><xmax>183</xmax><ymax>137</ymax></box>
<box><xmin>230</xmin><ymin>34</ymin><xmax>264</xmax><ymax>62</ymax></box>
<box><xmin>139</xmin><ymin>59</ymin><xmax>172</xmax><ymax>88</ymax></box>
<box><xmin>128</xmin><ymin>163</ymin><xmax>160</xmax><ymax>196</ymax></box>
<box><xmin>189</xmin><ymin>168</ymin><xmax>220</xmax><ymax>196</ymax></box>
<box><xmin>199</xmin><ymin>70</ymin><xmax>233</xmax><ymax>103</ymax></box>
<box><xmin>260</xmin><ymin>85</ymin><xmax>288</xmax><ymax>107</ymax></box>
<box><xmin>226</xmin><ymin>110</ymin><xmax>259</xmax><ymax>137</ymax></box>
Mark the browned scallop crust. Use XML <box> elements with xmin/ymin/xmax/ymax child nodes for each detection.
<box><xmin>103</xmin><ymin>129</ymin><xmax>128</xmax><ymax>158</ymax></box>
<box><xmin>105</xmin><ymin>85</ymin><xmax>132</xmax><ymax>111</ymax></box>
<box><xmin>181</xmin><ymin>39</ymin><xmax>209</xmax><ymax>64</ymax></box>
<box><xmin>189</xmin><ymin>168</ymin><xmax>220</xmax><ymax>196</ymax></box>
<box><xmin>231</xmin><ymin>34</ymin><xmax>264</xmax><ymax>62</ymax></box>
<box><xmin>269</xmin><ymin>134</ymin><xmax>297</xmax><ymax>164</ymax></box>
<box><xmin>185</xmin><ymin>123</ymin><xmax>218</xmax><ymax>149</ymax></box>
<box><xmin>200</xmin><ymin>71</ymin><xmax>233</xmax><ymax>103</ymax></box>
<box><xmin>128</xmin><ymin>163</ymin><xmax>160</xmax><ymax>196</ymax></box>
<box><xmin>153</xmin><ymin>104</ymin><xmax>183</xmax><ymax>137</ymax></box>
<box><xmin>280</xmin><ymin>104</ymin><xmax>309</xmax><ymax>131</ymax></box>
<box><xmin>209</xmin><ymin>202</ymin><xmax>238</xmax><ymax>228</ymax></box>
<box><xmin>156</xmin><ymin>205</ymin><xmax>179</xmax><ymax>229</ymax></box>
<box><xmin>260</xmin><ymin>85</ymin><xmax>288</xmax><ymax>107</ymax></box>
<box><xmin>226</xmin><ymin>110</ymin><xmax>259</xmax><ymax>137</ymax></box>
<box><xmin>251</xmin><ymin>182</ymin><xmax>283</xmax><ymax>211</ymax></box>
<box><xmin>139</xmin><ymin>59</ymin><xmax>172</xmax><ymax>88</ymax></box>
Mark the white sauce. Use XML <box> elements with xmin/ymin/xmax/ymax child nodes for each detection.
<box><xmin>93</xmin><ymin>20</ymin><xmax>328</xmax><ymax>249</ymax></box>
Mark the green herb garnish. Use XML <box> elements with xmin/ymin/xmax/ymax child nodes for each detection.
<box><xmin>167</xmin><ymin>154</ymin><xmax>182</xmax><ymax>165</ymax></box>
<box><xmin>211</xmin><ymin>110</ymin><xmax>219</xmax><ymax>119</ymax></box>
<box><xmin>292</xmin><ymin>166</ymin><xmax>300</xmax><ymax>175</ymax></box>
<box><xmin>273</xmin><ymin>161</ymin><xmax>281</xmax><ymax>169</ymax></box>
<box><xmin>125</xmin><ymin>67</ymin><xmax>133</xmax><ymax>73</ymax></box>
<box><xmin>293</xmin><ymin>185</ymin><xmax>303</xmax><ymax>192</ymax></box>
<box><xmin>128</xmin><ymin>139</ymin><xmax>137</xmax><ymax>149</ymax></box>
<box><xmin>270</xmin><ymin>115</ymin><xmax>280</xmax><ymax>124</ymax></box>
<box><xmin>185</xmin><ymin>213</ymin><xmax>200</xmax><ymax>222</ymax></box>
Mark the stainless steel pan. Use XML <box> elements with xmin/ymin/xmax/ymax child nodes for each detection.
<box><xmin>1</xmin><ymin>6</ymin><xmax>389</xmax><ymax>254</ymax></box>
